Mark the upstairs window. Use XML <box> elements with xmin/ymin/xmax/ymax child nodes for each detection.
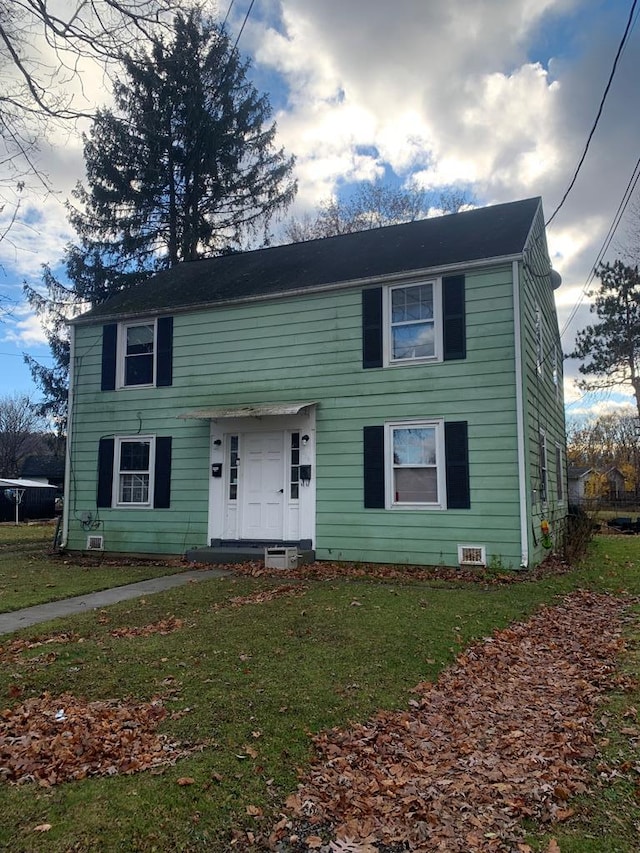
<box><xmin>362</xmin><ymin>276</ymin><xmax>465</xmax><ymax>369</ymax></box>
<box><xmin>101</xmin><ymin>317</ymin><xmax>173</xmax><ymax>391</ymax></box>
<box><xmin>123</xmin><ymin>323</ymin><xmax>155</xmax><ymax>386</ymax></box>
<box><xmin>388</xmin><ymin>281</ymin><xmax>440</xmax><ymax>363</ymax></box>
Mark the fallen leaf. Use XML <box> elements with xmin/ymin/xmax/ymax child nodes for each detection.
<box><xmin>555</xmin><ymin>808</ymin><xmax>575</xmax><ymax>822</ymax></box>
<box><xmin>270</xmin><ymin>591</ymin><xmax>628</xmax><ymax>851</ymax></box>
<box><xmin>177</xmin><ymin>777</ymin><xmax>195</xmax><ymax>786</ymax></box>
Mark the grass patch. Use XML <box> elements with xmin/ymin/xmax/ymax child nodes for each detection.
<box><xmin>0</xmin><ymin>533</ymin><xmax>639</xmax><ymax>850</ymax></box>
<box><xmin>0</xmin><ymin>523</ymin><xmax>187</xmax><ymax>613</ymax></box>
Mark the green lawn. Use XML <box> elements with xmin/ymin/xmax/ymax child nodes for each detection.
<box><xmin>0</xmin><ymin>533</ymin><xmax>638</xmax><ymax>851</ymax></box>
<box><xmin>0</xmin><ymin>523</ymin><xmax>187</xmax><ymax>612</ymax></box>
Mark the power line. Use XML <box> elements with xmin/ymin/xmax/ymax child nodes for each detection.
<box><xmin>223</xmin><ymin>0</ymin><xmax>236</xmax><ymax>27</ymax></box>
<box><xmin>231</xmin><ymin>0</ymin><xmax>257</xmax><ymax>54</ymax></box>
<box><xmin>0</xmin><ymin>350</ymin><xmax>55</xmax><ymax>359</ymax></box>
<box><xmin>559</xmin><ymin>151</ymin><xmax>640</xmax><ymax>340</ymax></box>
<box><xmin>546</xmin><ymin>0</ymin><xmax>638</xmax><ymax>227</ymax></box>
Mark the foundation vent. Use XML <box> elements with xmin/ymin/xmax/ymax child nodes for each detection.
<box><xmin>86</xmin><ymin>535</ymin><xmax>104</xmax><ymax>551</ymax></box>
<box><xmin>457</xmin><ymin>545</ymin><xmax>486</xmax><ymax>567</ymax></box>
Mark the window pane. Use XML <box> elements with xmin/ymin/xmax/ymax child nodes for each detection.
<box><xmin>392</xmin><ymin>284</ymin><xmax>433</xmax><ymax>322</ymax></box>
<box><xmin>392</xmin><ymin>322</ymin><xmax>435</xmax><ymax>359</ymax></box>
<box><xmin>119</xmin><ymin>473</ymin><xmax>149</xmax><ymax>503</ymax></box>
<box><xmin>393</xmin><ymin>428</ymin><xmax>436</xmax><ymax>466</ymax></box>
<box><xmin>125</xmin><ymin>353</ymin><xmax>154</xmax><ymax>386</ymax></box>
<box><xmin>127</xmin><ymin>325</ymin><xmax>154</xmax><ymax>355</ymax></box>
<box><xmin>290</xmin><ymin>432</ymin><xmax>300</xmax><ymax>501</ymax></box>
<box><xmin>120</xmin><ymin>441</ymin><xmax>150</xmax><ymax>472</ymax></box>
<box><xmin>394</xmin><ymin>468</ymin><xmax>438</xmax><ymax>503</ymax></box>
<box><xmin>229</xmin><ymin>435</ymin><xmax>239</xmax><ymax>501</ymax></box>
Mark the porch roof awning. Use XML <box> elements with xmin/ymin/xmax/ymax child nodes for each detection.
<box><xmin>178</xmin><ymin>401</ymin><xmax>317</xmax><ymax>420</ymax></box>
<box><xmin>0</xmin><ymin>478</ymin><xmax>57</xmax><ymax>489</ymax></box>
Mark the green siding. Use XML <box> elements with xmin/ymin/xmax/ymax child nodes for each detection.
<box><xmin>67</xmin><ymin>262</ymin><xmax>534</xmax><ymax>568</ymax></box>
<box><xmin>519</xmin><ymin>207</ymin><xmax>568</xmax><ymax>564</ymax></box>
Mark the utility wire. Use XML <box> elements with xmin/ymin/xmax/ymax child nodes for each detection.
<box><xmin>223</xmin><ymin>0</ymin><xmax>236</xmax><ymax>27</ymax></box>
<box><xmin>560</xmin><ymin>151</ymin><xmax>640</xmax><ymax>340</ymax></box>
<box><xmin>231</xmin><ymin>0</ymin><xmax>256</xmax><ymax>54</ymax></box>
<box><xmin>546</xmin><ymin>0</ymin><xmax>638</xmax><ymax>227</ymax></box>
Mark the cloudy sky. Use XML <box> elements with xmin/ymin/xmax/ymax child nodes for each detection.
<box><xmin>0</xmin><ymin>0</ymin><xmax>638</xmax><ymax>422</ymax></box>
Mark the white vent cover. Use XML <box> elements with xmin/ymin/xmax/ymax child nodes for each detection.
<box><xmin>457</xmin><ymin>545</ymin><xmax>486</xmax><ymax>566</ymax></box>
<box><xmin>86</xmin><ymin>535</ymin><xmax>104</xmax><ymax>551</ymax></box>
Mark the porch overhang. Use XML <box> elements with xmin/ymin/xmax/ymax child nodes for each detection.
<box><xmin>0</xmin><ymin>478</ymin><xmax>57</xmax><ymax>489</ymax></box>
<box><xmin>178</xmin><ymin>401</ymin><xmax>317</xmax><ymax>420</ymax></box>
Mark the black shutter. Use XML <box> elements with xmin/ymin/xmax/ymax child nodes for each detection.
<box><xmin>97</xmin><ymin>438</ymin><xmax>115</xmax><ymax>508</ymax></box>
<box><xmin>443</xmin><ymin>275</ymin><xmax>466</xmax><ymax>361</ymax></box>
<box><xmin>363</xmin><ymin>425</ymin><xmax>385</xmax><ymax>508</ymax></box>
<box><xmin>445</xmin><ymin>421</ymin><xmax>470</xmax><ymax>509</ymax></box>
<box><xmin>101</xmin><ymin>324</ymin><xmax>118</xmax><ymax>390</ymax></box>
<box><xmin>154</xmin><ymin>437</ymin><xmax>172</xmax><ymax>508</ymax></box>
<box><xmin>362</xmin><ymin>288</ymin><xmax>383</xmax><ymax>368</ymax></box>
<box><xmin>156</xmin><ymin>316</ymin><xmax>173</xmax><ymax>387</ymax></box>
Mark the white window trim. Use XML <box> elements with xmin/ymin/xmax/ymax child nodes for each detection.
<box><xmin>383</xmin><ymin>279</ymin><xmax>443</xmax><ymax>367</ymax></box>
<box><xmin>113</xmin><ymin>435</ymin><xmax>156</xmax><ymax>508</ymax></box>
<box><xmin>538</xmin><ymin>428</ymin><xmax>548</xmax><ymax>506</ymax></box>
<box><xmin>555</xmin><ymin>442</ymin><xmax>564</xmax><ymax>502</ymax></box>
<box><xmin>117</xmin><ymin>318</ymin><xmax>157</xmax><ymax>389</ymax></box>
<box><xmin>384</xmin><ymin>419</ymin><xmax>446</xmax><ymax>510</ymax></box>
<box><xmin>553</xmin><ymin>344</ymin><xmax>562</xmax><ymax>401</ymax></box>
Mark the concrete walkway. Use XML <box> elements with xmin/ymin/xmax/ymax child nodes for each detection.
<box><xmin>0</xmin><ymin>567</ymin><xmax>233</xmax><ymax>636</ymax></box>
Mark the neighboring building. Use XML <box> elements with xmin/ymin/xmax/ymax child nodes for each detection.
<box><xmin>567</xmin><ymin>466</ymin><xmax>592</xmax><ymax>504</ymax></box>
<box><xmin>604</xmin><ymin>466</ymin><xmax>626</xmax><ymax>500</ymax></box>
<box><xmin>21</xmin><ymin>455</ymin><xmax>65</xmax><ymax>490</ymax></box>
<box><xmin>62</xmin><ymin>197</ymin><xmax>567</xmax><ymax>569</ymax></box>
<box><xmin>568</xmin><ymin>465</ymin><xmax>627</xmax><ymax>504</ymax></box>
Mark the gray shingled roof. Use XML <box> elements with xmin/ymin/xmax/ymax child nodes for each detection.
<box><xmin>76</xmin><ymin>197</ymin><xmax>542</xmax><ymax>323</ymax></box>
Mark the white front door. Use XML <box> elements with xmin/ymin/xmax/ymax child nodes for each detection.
<box><xmin>241</xmin><ymin>431</ymin><xmax>285</xmax><ymax>540</ymax></box>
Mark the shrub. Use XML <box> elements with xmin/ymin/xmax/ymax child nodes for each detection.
<box><xmin>562</xmin><ymin>504</ymin><xmax>595</xmax><ymax>564</ymax></box>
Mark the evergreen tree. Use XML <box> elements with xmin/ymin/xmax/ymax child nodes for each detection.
<box><xmin>71</xmin><ymin>10</ymin><xmax>296</xmax><ymax>269</ymax></box>
<box><xmin>24</xmin><ymin>9</ymin><xmax>297</xmax><ymax>424</ymax></box>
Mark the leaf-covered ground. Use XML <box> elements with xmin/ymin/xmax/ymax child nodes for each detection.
<box><xmin>263</xmin><ymin>590</ymin><xmax>633</xmax><ymax>852</ymax></box>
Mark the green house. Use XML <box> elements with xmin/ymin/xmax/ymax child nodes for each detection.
<box><xmin>62</xmin><ymin>197</ymin><xmax>566</xmax><ymax>569</ymax></box>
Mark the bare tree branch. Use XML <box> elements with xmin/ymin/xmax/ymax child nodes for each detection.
<box><xmin>0</xmin><ymin>0</ymin><xmax>184</xmax><ymax>237</ymax></box>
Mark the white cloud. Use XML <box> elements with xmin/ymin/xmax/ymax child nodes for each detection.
<box><xmin>1</xmin><ymin>0</ymin><xmax>638</xmax><ymax>410</ymax></box>
<box><xmin>1</xmin><ymin>303</ymin><xmax>49</xmax><ymax>347</ymax></box>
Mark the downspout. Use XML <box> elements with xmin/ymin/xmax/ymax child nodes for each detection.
<box><xmin>512</xmin><ymin>260</ymin><xmax>529</xmax><ymax>568</ymax></box>
<box><xmin>60</xmin><ymin>324</ymin><xmax>75</xmax><ymax>549</ymax></box>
